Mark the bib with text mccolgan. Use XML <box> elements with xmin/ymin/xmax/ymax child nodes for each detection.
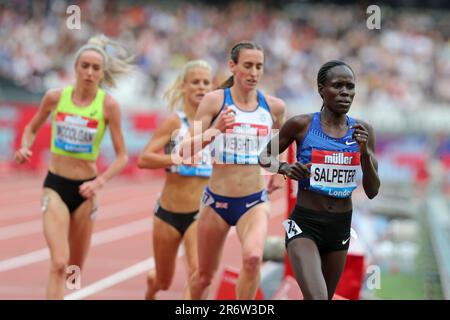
<box><xmin>297</xmin><ymin>112</ymin><xmax>361</xmax><ymax>198</ymax></box>
<box><xmin>50</xmin><ymin>86</ymin><xmax>106</xmax><ymax>161</ymax></box>
<box><xmin>54</xmin><ymin>113</ymin><xmax>99</xmax><ymax>153</ymax></box>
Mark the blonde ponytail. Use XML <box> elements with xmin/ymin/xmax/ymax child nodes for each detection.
<box><xmin>163</xmin><ymin>60</ymin><xmax>212</xmax><ymax>112</ymax></box>
<box><xmin>74</xmin><ymin>34</ymin><xmax>135</xmax><ymax>88</ymax></box>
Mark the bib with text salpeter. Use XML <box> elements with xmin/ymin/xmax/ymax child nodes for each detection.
<box><xmin>309</xmin><ymin>149</ymin><xmax>361</xmax><ymax>198</ymax></box>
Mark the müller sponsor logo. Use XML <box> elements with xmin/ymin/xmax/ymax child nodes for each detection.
<box><xmin>324</xmin><ymin>153</ymin><xmax>353</xmax><ymax>165</ymax></box>
<box><xmin>64</xmin><ymin>115</ymin><xmax>89</xmax><ymax>126</ymax></box>
<box><xmin>227</xmin><ymin>123</ymin><xmax>269</xmax><ymax>136</ymax></box>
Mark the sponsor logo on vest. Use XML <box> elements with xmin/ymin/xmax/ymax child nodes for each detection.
<box><xmin>324</xmin><ymin>153</ymin><xmax>353</xmax><ymax>165</ymax></box>
<box><xmin>65</xmin><ymin>115</ymin><xmax>89</xmax><ymax>126</ymax></box>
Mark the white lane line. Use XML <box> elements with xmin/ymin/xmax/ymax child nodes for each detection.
<box><xmin>65</xmin><ymin>247</ymin><xmax>187</xmax><ymax>300</ymax></box>
<box><xmin>0</xmin><ymin>248</ymin><xmax>49</xmax><ymax>273</ymax></box>
<box><xmin>0</xmin><ymin>217</ymin><xmax>152</xmax><ymax>272</ymax></box>
<box><xmin>65</xmin><ymin>258</ymin><xmax>156</xmax><ymax>300</ymax></box>
<box><xmin>64</xmin><ymin>198</ymin><xmax>285</xmax><ymax>300</ymax></box>
<box><xmin>0</xmin><ymin>199</ymin><xmax>151</xmax><ymax>241</ymax></box>
<box><xmin>0</xmin><ymin>220</ymin><xmax>42</xmax><ymax>240</ymax></box>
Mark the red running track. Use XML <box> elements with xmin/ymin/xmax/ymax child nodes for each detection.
<box><xmin>0</xmin><ymin>171</ymin><xmax>286</xmax><ymax>300</ymax></box>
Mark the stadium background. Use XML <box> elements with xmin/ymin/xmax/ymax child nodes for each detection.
<box><xmin>0</xmin><ymin>0</ymin><xmax>449</xmax><ymax>300</ymax></box>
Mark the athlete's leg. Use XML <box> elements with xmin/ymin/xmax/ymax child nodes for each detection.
<box><xmin>182</xmin><ymin>220</ymin><xmax>198</xmax><ymax>299</ymax></box>
<box><xmin>145</xmin><ymin>216</ymin><xmax>182</xmax><ymax>300</ymax></box>
<box><xmin>189</xmin><ymin>206</ymin><xmax>230</xmax><ymax>300</ymax></box>
<box><xmin>42</xmin><ymin>188</ymin><xmax>71</xmax><ymax>299</ymax></box>
<box><xmin>67</xmin><ymin>197</ymin><xmax>97</xmax><ymax>274</ymax></box>
<box><xmin>320</xmin><ymin>250</ymin><xmax>348</xmax><ymax>299</ymax></box>
<box><xmin>235</xmin><ymin>203</ymin><xmax>269</xmax><ymax>299</ymax></box>
<box><xmin>286</xmin><ymin>237</ymin><xmax>328</xmax><ymax>300</ymax></box>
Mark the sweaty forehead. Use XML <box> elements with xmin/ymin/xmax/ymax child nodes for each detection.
<box><xmin>326</xmin><ymin>65</ymin><xmax>354</xmax><ymax>82</ymax></box>
<box><xmin>238</xmin><ymin>49</ymin><xmax>264</xmax><ymax>63</ymax></box>
<box><xmin>78</xmin><ymin>50</ymin><xmax>104</xmax><ymax>65</ymax></box>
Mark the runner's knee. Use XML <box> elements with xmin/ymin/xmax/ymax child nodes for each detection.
<box><xmin>158</xmin><ymin>279</ymin><xmax>171</xmax><ymax>291</ymax></box>
<box><xmin>243</xmin><ymin>254</ymin><xmax>262</xmax><ymax>274</ymax></box>
<box><xmin>186</xmin><ymin>264</ymin><xmax>198</xmax><ymax>281</ymax></box>
<box><xmin>50</xmin><ymin>256</ymin><xmax>69</xmax><ymax>276</ymax></box>
<box><xmin>196</xmin><ymin>271</ymin><xmax>213</xmax><ymax>288</ymax></box>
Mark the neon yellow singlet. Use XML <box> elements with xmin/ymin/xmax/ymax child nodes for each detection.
<box><xmin>50</xmin><ymin>86</ymin><xmax>106</xmax><ymax>161</ymax></box>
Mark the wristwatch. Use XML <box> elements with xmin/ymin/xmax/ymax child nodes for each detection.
<box><xmin>278</xmin><ymin>162</ymin><xmax>288</xmax><ymax>175</ymax></box>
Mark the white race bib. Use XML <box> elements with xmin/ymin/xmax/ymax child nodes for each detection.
<box><xmin>54</xmin><ymin>112</ymin><xmax>98</xmax><ymax>153</ymax></box>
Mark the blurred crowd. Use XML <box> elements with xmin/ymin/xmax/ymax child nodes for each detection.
<box><xmin>1</xmin><ymin>0</ymin><xmax>449</xmax><ymax>112</ymax></box>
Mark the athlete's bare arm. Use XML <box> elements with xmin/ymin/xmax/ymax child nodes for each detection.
<box><xmin>259</xmin><ymin>114</ymin><xmax>312</xmax><ymax>180</ymax></box>
<box><xmin>14</xmin><ymin>89</ymin><xmax>61</xmax><ymax>164</ymax></box>
<box><xmin>352</xmin><ymin>120</ymin><xmax>380</xmax><ymax>199</ymax></box>
<box><xmin>79</xmin><ymin>95</ymin><xmax>128</xmax><ymax>199</ymax></box>
<box><xmin>138</xmin><ymin>114</ymin><xmax>181</xmax><ymax>169</ymax></box>
<box><xmin>180</xmin><ymin>90</ymin><xmax>234</xmax><ymax>159</ymax></box>
<box><xmin>264</xmin><ymin>95</ymin><xmax>287</xmax><ymax>192</ymax></box>
<box><xmin>265</xmin><ymin>95</ymin><xmax>286</xmax><ymax>130</ymax></box>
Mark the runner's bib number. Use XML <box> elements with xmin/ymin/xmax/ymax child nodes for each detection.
<box><xmin>309</xmin><ymin>149</ymin><xmax>360</xmax><ymax>198</ymax></box>
<box><xmin>218</xmin><ymin>122</ymin><xmax>269</xmax><ymax>164</ymax></box>
<box><xmin>54</xmin><ymin>112</ymin><xmax>98</xmax><ymax>153</ymax></box>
